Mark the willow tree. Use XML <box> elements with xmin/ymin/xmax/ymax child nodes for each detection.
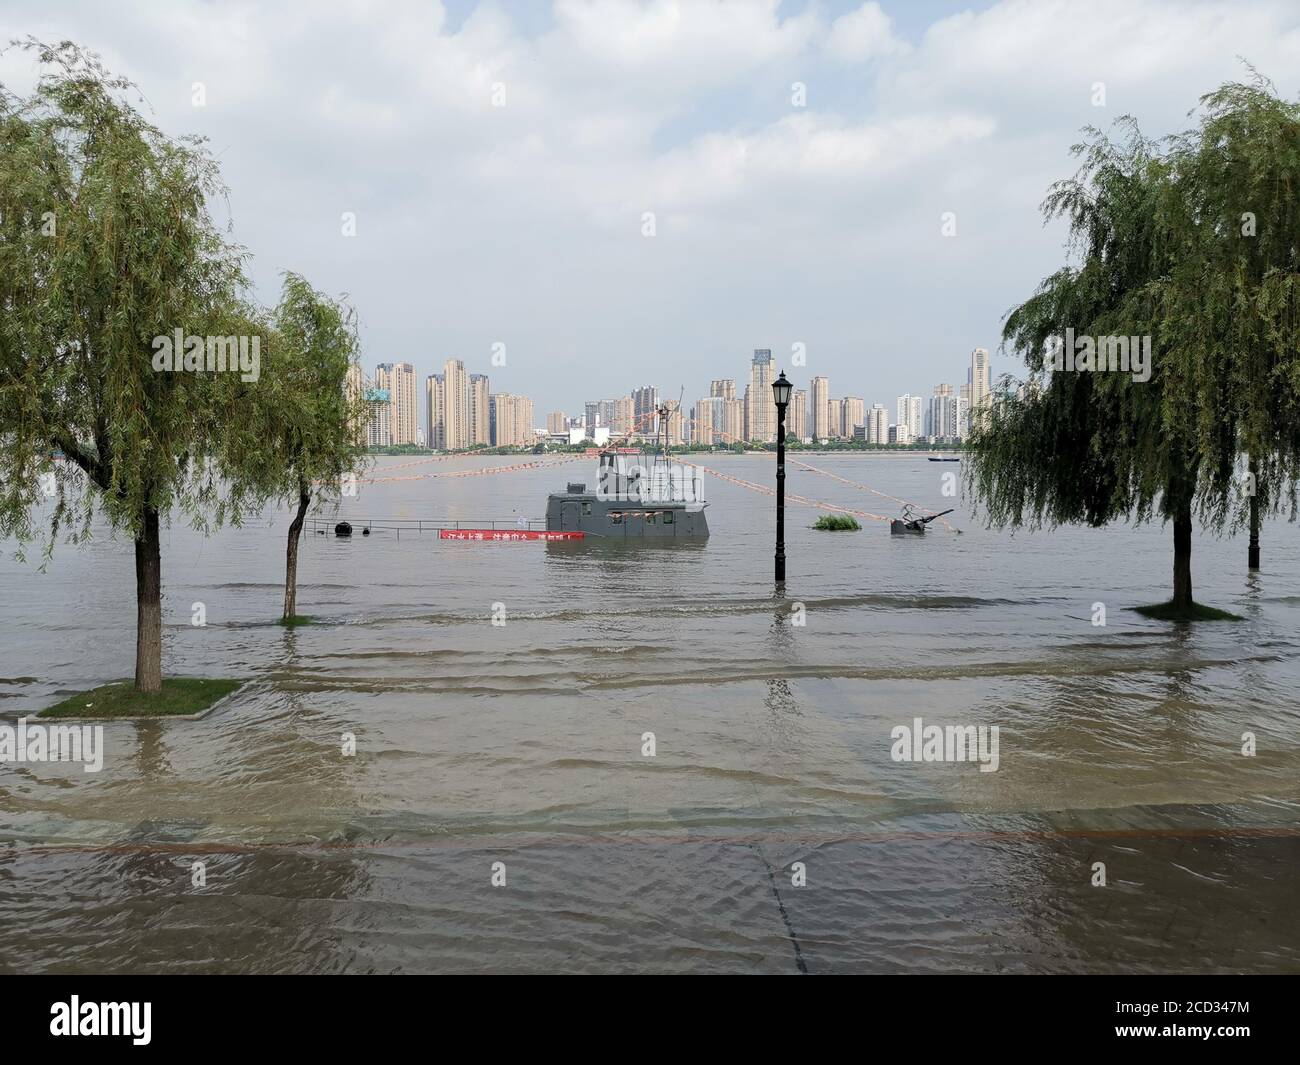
<box><xmin>0</xmin><ymin>40</ymin><xmax>250</xmax><ymax>690</ymax></box>
<box><xmin>1160</xmin><ymin>76</ymin><xmax>1300</xmax><ymax>570</ymax></box>
<box><xmin>966</xmin><ymin>121</ymin><xmax>1200</xmax><ymax>610</ymax></box>
<box><xmin>968</xmin><ymin>79</ymin><xmax>1300</xmax><ymax>617</ymax></box>
<box><xmin>226</xmin><ymin>274</ymin><xmax>368</xmax><ymax>622</ymax></box>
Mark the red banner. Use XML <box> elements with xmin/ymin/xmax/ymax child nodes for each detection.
<box><xmin>439</xmin><ymin>529</ymin><xmax>584</xmax><ymax>541</ymax></box>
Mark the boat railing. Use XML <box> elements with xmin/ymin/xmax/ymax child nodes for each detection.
<box><xmin>306</xmin><ymin>516</ymin><xmax>547</xmax><ymax>538</ymax></box>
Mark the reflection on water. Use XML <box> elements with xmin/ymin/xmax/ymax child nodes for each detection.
<box><xmin>1</xmin><ymin>454</ymin><xmax>1299</xmax><ymax>972</ymax></box>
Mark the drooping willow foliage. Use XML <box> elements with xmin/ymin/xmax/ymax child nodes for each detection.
<box><xmin>0</xmin><ymin>40</ymin><xmax>364</xmax><ymax>686</ymax></box>
<box><xmin>966</xmin><ymin>74</ymin><xmax>1300</xmax><ymax>607</ymax></box>
<box><xmin>222</xmin><ymin>273</ymin><xmax>370</xmax><ymax>618</ymax></box>
<box><xmin>0</xmin><ymin>38</ymin><xmax>252</xmax><ymax>550</ymax></box>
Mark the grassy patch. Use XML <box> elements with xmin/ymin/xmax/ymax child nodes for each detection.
<box><xmin>1132</xmin><ymin>601</ymin><xmax>1242</xmax><ymax>622</ymax></box>
<box><xmin>39</xmin><ymin>678</ymin><xmax>244</xmax><ymax>719</ymax></box>
<box><xmin>277</xmin><ymin>615</ymin><xmax>316</xmax><ymax>627</ymax></box>
<box><xmin>813</xmin><ymin>514</ymin><xmax>862</xmax><ymax>531</ymax></box>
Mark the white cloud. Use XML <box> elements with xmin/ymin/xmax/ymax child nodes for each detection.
<box><xmin>552</xmin><ymin>0</ymin><xmax>817</xmax><ymax>81</ymax></box>
<box><xmin>826</xmin><ymin>2</ymin><xmax>907</xmax><ymax>62</ymax></box>
<box><xmin>3</xmin><ymin>0</ymin><xmax>1299</xmax><ymax>410</ymax></box>
<box><xmin>647</xmin><ymin>112</ymin><xmax>995</xmax><ymax>211</ymax></box>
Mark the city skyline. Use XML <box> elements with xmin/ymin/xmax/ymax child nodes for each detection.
<box><xmin>355</xmin><ymin>343</ymin><xmax>991</xmax><ymax>447</ymax></box>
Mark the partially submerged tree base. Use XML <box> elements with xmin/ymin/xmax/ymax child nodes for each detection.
<box><xmin>276</xmin><ymin>615</ymin><xmax>316</xmax><ymax>627</ymax></box>
<box><xmin>1131</xmin><ymin>601</ymin><xmax>1242</xmax><ymax>622</ymax></box>
<box><xmin>39</xmin><ymin>678</ymin><xmax>244</xmax><ymax>719</ymax></box>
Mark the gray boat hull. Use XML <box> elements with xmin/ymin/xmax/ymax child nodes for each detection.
<box><xmin>546</xmin><ymin>491</ymin><xmax>708</xmax><ymax>538</ymax></box>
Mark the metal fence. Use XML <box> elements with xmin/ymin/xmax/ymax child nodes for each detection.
<box><xmin>306</xmin><ymin>516</ymin><xmax>547</xmax><ymax>539</ymax></box>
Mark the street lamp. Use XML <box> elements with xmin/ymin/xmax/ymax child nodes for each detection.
<box><xmin>772</xmin><ymin>370</ymin><xmax>793</xmax><ymax>583</ymax></box>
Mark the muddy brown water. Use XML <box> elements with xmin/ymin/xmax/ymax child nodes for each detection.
<box><xmin>2</xmin><ymin>454</ymin><xmax>1298</xmax><ymax>973</ymax></box>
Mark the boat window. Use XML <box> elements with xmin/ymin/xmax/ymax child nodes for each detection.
<box><xmin>582</xmin><ymin>502</ymin><xmax>592</xmax><ymax>515</ymax></box>
<box><xmin>611</xmin><ymin>512</ymin><xmax>623</xmax><ymax>525</ymax></box>
<box><xmin>663</xmin><ymin>510</ymin><xmax>674</xmax><ymax>523</ymax></box>
<box><xmin>646</xmin><ymin>511</ymin><xmax>656</xmax><ymax>524</ymax></box>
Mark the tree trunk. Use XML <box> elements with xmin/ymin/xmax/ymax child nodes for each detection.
<box><xmin>134</xmin><ymin>505</ymin><xmax>163</xmax><ymax>694</ymax></box>
<box><xmin>1172</xmin><ymin>499</ymin><xmax>1193</xmax><ymax>611</ymax></box>
<box><xmin>283</xmin><ymin>485</ymin><xmax>311</xmax><ymax>619</ymax></box>
<box><xmin>1248</xmin><ymin>456</ymin><xmax>1261</xmax><ymax>570</ymax></box>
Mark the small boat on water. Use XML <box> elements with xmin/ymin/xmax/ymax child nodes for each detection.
<box><xmin>927</xmin><ymin>456</ymin><xmax>960</xmax><ymax>462</ymax></box>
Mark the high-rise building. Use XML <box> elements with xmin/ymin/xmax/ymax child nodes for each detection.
<box><xmin>442</xmin><ymin>358</ymin><xmax>469</xmax><ymax>450</ymax></box>
<box><xmin>632</xmin><ymin>386</ymin><xmax>659</xmax><ymax>440</ymax></box>
<box><xmin>721</xmin><ymin>397</ymin><xmax>743</xmax><ymax>446</ymax></box>
<box><xmin>789</xmin><ymin>389</ymin><xmax>807</xmax><ymax>441</ymax></box>
<box><xmin>375</xmin><ymin>362</ymin><xmax>417</xmax><ymax>446</ymax></box>
<box><xmin>611</xmin><ymin>396</ymin><xmax>633</xmax><ymax>435</ymax></box>
<box><xmin>596</xmin><ymin>399</ymin><xmax>623</xmax><ymax>434</ymax></box>
<box><xmin>896</xmin><ymin>394</ymin><xmax>923</xmax><ymax>443</ymax></box>
<box><xmin>345</xmin><ymin>363</ymin><xmax>366</xmax><ymax>445</ymax></box>
<box><xmin>426</xmin><ymin>374</ymin><xmax>444</xmax><ymax>449</ymax></box>
<box><xmin>693</xmin><ymin>398</ymin><xmax>720</xmax><ymax>445</ymax></box>
<box><xmin>490</xmin><ymin>393</ymin><xmax>534</xmax><ymax>447</ymax></box>
<box><xmin>969</xmin><ymin>347</ymin><xmax>991</xmax><ymax>434</ymax></box>
<box><xmin>710</xmin><ymin>379</ymin><xmax>736</xmax><ymax>401</ymax></box>
<box><xmin>584</xmin><ymin>401</ymin><xmax>602</xmax><ymax>439</ymax></box>
<box><xmin>468</xmin><ymin>374</ymin><xmax>490</xmax><ymax>446</ymax></box>
<box><xmin>827</xmin><ymin>399</ymin><xmax>843</xmax><ymax>439</ymax></box>
<box><xmin>866</xmin><ymin>404</ymin><xmax>888</xmax><ymax>444</ymax></box>
<box><xmin>744</xmin><ymin>349</ymin><xmax>776</xmax><ymax>443</ymax></box>
<box><xmin>811</xmin><ymin>376</ymin><xmax>830</xmax><ymax>440</ymax></box>
<box><xmin>666</xmin><ymin>405</ymin><xmax>685</xmax><ymax>446</ymax></box>
<box><xmin>842</xmin><ymin>396</ymin><xmax>865</xmax><ymax>438</ymax></box>
<box><xmin>546</xmin><ymin>410</ymin><xmax>567</xmax><ymax>435</ymax></box>
<box><xmin>365</xmin><ymin>386</ymin><xmax>391</xmax><ymax>447</ymax></box>
<box><xmin>928</xmin><ymin>383</ymin><xmax>963</xmax><ymax>443</ymax></box>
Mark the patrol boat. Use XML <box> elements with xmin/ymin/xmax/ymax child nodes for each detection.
<box><xmin>545</xmin><ymin>402</ymin><xmax>709</xmax><ymax>538</ymax></box>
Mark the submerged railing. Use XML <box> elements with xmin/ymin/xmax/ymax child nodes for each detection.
<box><xmin>306</xmin><ymin>516</ymin><xmax>547</xmax><ymax>538</ymax></box>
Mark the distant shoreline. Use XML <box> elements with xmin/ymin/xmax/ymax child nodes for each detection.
<box><xmin>367</xmin><ymin>447</ymin><xmax>966</xmax><ymax>459</ymax></box>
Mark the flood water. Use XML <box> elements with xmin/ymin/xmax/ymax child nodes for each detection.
<box><xmin>2</xmin><ymin>453</ymin><xmax>1299</xmax><ymax>973</ymax></box>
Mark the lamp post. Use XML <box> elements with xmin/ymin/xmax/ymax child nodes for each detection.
<box><xmin>772</xmin><ymin>371</ymin><xmax>793</xmax><ymax>583</ymax></box>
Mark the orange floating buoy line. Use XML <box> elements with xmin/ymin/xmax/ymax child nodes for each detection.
<box><xmin>324</xmin><ymin>411</ymin><xmax>956</xmax><ymax>535</ymax></box>
<box><xmin>360</xmin><ymin>455</ymin><xmax>581</xmax><ymax>486</ymax></box>
<box><xmin>678</xmin><ymin>457</ymin><xmax>959</xmax><ymax>532</ymax></box>
<box><xmin>679</xmin><ymin>459</ymin><xmax>894</xmax><ymax>523</ymax></box>
<box><xmin>788</xmin><ymin>457</ymin><xmax>961</xmax><ymax>533</ymax></box>
<box><xmin>673</xmin><ymin>412</ymin><xmax>959</xmax><ymax>533</ymax></box>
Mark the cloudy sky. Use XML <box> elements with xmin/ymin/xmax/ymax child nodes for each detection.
<box><xmin>5</xmin><ymin>0</ymin><xmax>1300</xmax><ymax>415</ymax></box>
